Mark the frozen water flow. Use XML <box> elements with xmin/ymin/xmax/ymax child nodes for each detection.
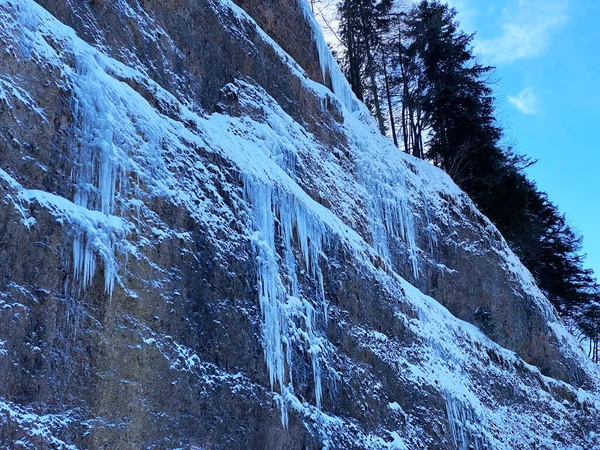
<box><xmin>70</xmin><ymin>55</ymin><xmax>124</xmax><ymax>295</ymax></box>
<box><xmin>299</xmin><ymin>0</ymin><xmax>359</xmax><ymax>113</ymax></box>
<box><xmin>445</xmin><ymin>393</ymin><xmax>487</xmax><ymax>450</ymax></box>
<box><xmin>353</xmin><ymin>135</ymin><xmax>419</xmax><ymax>278</ymax></box>
<box><xmin>245</xmin><ymin>179</ymin><xmax>286</xmax><ymax>396</ymax></box>
<box><xmin>244</xmin><ymin>175</ymin><xmax>328</xmax><ymax>424</ymax></box>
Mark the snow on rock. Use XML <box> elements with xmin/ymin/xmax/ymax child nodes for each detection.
<box><xmin>0</xmin><ymin>0</ymin><xmax>599</xmax><ymax>448</ymax></box>
<box><xmin>0</xmin><ymin>399</ymin><xmax>77</xmax><ymax>450</ymax></box>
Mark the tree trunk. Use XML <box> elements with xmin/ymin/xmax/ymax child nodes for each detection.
<box><xmin>399</xmin><ymin>55</ymin><xmax>410</xmax><ymax>153</ymax></box>
<box><xmin>366</xmin><ymin>45</ymin><xmax>386</xmax><ymax>135</ymax></box>
<box><xmin>382</xmin><ymin>50</ymin><xmax>398</xmax><ymax>147</ymax></box>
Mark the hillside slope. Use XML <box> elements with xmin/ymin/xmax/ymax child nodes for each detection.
<box><xmin>0</xmin><ymin>0</ymin><xmax>599</xmax><ymax>448</ymax></box>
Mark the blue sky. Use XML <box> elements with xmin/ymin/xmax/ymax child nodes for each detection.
<box><xmin>447</xmin><ymin>0</ymin><xmax>600</xmax><ymax>278</ymax></box>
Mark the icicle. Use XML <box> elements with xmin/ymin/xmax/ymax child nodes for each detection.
<box><xmin>72</xmin><ymin>233</ymin><xmax>96</xmax><ymax>290</ymax></box>
<box><xmin>278</xmin><ymin>195</ymin><xmax>299</xmax><ymax>297</ymax></box>
<box><xmin>298</xmin><ymin>0</ymin><xmax>359</xmax><ymax>113</ymax></box>
<box><xmin>444</xmin><ymin>393</ymin><xmax>487</xmax><ymax>450</ymax></box>
<box><xmin>422</xmin><ymin>190</ymin><xmax>438</xmax><ymax>254</ymax></box>
<box><xmin>245</xmin><ymin>180</ymin><xmax>286</xmax><ymax>393</ymax></box>
<box><xmin>355</xmin><ymin>148</ymin><xmax>419</xmax><ymax>279</ymax></box>
<box><xmin>304</xmin><ymin>300</ymin><xmax>322</xmax><ymax>409</ymax></box>
<box><xmin>244</xmin><ymin>175</ymin><xmax>329</xmax><ymax>424</ymax></box>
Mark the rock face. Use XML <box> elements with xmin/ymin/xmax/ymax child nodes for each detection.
<box><xmin>0</xmin><ymin>0</ymin><xmax>598</xmax><ymax>449</ymax></box>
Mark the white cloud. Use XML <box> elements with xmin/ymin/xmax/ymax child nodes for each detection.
<box><xmin>508</xmin><ymin>87</ymin><xmax>541</xmax><ymax>115</ymax></box>
<box><xmin>445</xmin><ymin>0</ymin><xmax>479</xmax><ymax>33</ymax></box>
<box><xmin>475</xmin><ymin>0</ymin><xmax>568</xmax><ymax>64</ymax></box>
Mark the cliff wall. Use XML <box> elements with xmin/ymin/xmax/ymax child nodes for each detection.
<box><xmin>0</xmin><ymin>0</ymin><xmax>598</xmax><ymax>448</ymax></box>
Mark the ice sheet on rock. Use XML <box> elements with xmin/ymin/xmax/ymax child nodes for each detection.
<box><xmin>298</xmin><ymin>0</ymin><xmax>360</xmax><ymax>114</ymax></box>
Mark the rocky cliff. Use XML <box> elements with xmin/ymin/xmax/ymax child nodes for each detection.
<box><xmin>0</xmin><ymin>0</ymin><xmax>599</xmax><ymax>448</ymax></box>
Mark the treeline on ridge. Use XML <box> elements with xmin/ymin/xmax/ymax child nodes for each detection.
<box><xmin>328</xmin><ymin>0</ymin><xmax>600</xmax><ymax>361</ymax></box>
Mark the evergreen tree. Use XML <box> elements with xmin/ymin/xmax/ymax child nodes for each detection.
<box><xmin>391</xmin><ymin>11</ymin><xmax>429</xmax><ymax>158</ymax></box>
<box><xmin>339</xmin><ymin>0</ymin><xmax>392</xmax><ymax>134</ymax></box>
<box><xmin>401</xmin><ymin>2</ymin><xmax>501</xmax><ymax>180</ymax></box>
<box><xmin>338</xmin><ymin>0</ymin><xmax>599</xmax><ymax>359</ymax></box>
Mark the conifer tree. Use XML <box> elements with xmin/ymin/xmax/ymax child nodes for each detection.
<box><xmin>339</xmin><ymin>0</ymin><xmax>392</xmax><ymax>134</ymax></box>
<box><xmin>338</xmin><ymin>0</ymin><xmax>599</xmax><ymax>358</ymax></box>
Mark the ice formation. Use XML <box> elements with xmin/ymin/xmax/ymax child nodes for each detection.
<box><xmin>11</xmin><ymin>4</ymin><xmax>173</xmax><ymax>298</ymax></box>
<box><xmin>445</xmin><ymin>393</ymin><xmax>487</xmax><ymax>450</ymax></box>
<box><xmin>245</xmin><ymin>175</ymin><xmax>329</xmax><ymax>425</ymax></box>
<box><xmin>299</xmin><ymin>0</ymin><xmax>359</xmax><ymax>113</ymax></box>
<box><xmin>70</xmin><ymin>55</ymin><xmax>126</xmax><ymax>295</ymax></box>
<box><xmin>2</xmin><ymin>0</ymin><xmax>599</xmax><ymax>447</ymax></box>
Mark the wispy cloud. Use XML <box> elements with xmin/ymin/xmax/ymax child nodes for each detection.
<box><xmin>508</xmin><ymin>87</ymin><xmax>541</xmax><ymax>114</ymax></box>
<box><xmin>475</xmin><ymin>0</ymin><xmax>568</xmax><ymax>64</ymax></box>
<box><xmin>445</xmin><ymin>0</ymin><xmax>479</xmax><ymax>33</ymax></box>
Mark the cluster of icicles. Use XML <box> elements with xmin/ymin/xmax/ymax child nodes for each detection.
<box><xmin>244</xmin><ymin>169</ymin><xmax>434</xmax><ymax>425</ymax></box>
<box><xmin>242</xmin><ymin>1</ymin><xmax>436</xmax><ymax>424</ymax></box>
<box><xmin>244</xmin><ymin>176</ymin><xmax>329</xmax><ymax>426</ymax></box>
<box><xmin>70</xmin><ymin>55</ymin><xmax>125</xmax><ymax>298</ymax></box>
<box><xmin>445</xmin><ymin>393</ymin><xmax>489</xmax><ymax>450</ymax></box>
<box><xmin>63</xmin><ymin>0</ymin><xmax>436</xmax><ymax>428</ymax></box>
